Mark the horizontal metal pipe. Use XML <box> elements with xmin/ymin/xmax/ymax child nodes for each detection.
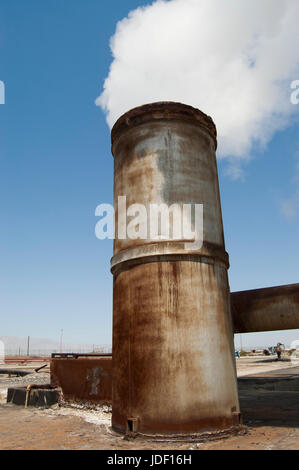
<box><xmin>231</xmin><ymin>283</ymin><xmax>299</xmax><ymax>333</ymax></box>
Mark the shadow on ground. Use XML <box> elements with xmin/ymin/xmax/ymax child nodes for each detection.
<box><xmin>238</xmin><ymin>367</ymin><xmax>299</xmax><ymax>428</ymax></box>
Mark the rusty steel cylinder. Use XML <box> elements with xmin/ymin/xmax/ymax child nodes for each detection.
<box><xmin>110</xmin><ymin>102</ymin><xmax>240</xmax><ymax>435</ymax></box>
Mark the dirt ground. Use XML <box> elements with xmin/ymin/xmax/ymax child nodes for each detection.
<box><xmin>1</xmin><ymin>356</ymin><xmax>299</xmax><ymax>450</ymax></box>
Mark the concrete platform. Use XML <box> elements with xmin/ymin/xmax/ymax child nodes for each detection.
<box><xmin>238</xmin><ymin>366</ymin><xmax>299</xmax><ymax>428</ymax></box>
<box><xmin>7</xmin><ymin>386</ymin><xmax>60</xmax><ymax>408</ymax></box>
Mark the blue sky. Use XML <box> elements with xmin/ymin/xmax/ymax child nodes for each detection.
<box><xmin>0</xmin><ymin>0</ymin><xmax>298</xmax><ymax>349</ymax></box>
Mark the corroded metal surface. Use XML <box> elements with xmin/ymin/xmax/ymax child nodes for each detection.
<box><xmin>111</xmin><ymin>102</ymin><xmax>240</xmax><ymax>435</ymax></box>
<box><xmin>50</xmin><ymin>357</ymin><xmax>112</xmax><ymax>404</ymax></box>
<box><xmin>232</xmin><ymin>283</ymin><xmax>299</xmax><ymax>333</ymax></box>
<box><xmin>111</xmin><ymin>101</ymin><xmax>217</xmax><ymax>150</ymax></box>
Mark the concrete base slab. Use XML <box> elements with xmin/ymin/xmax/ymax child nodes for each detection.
<box><xmin>7</xmin><ymin>386</ymin><xmax>60</xmax><ymax>407</ymax></box>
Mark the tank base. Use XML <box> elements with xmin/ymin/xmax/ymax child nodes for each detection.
<box><xmin>112</xmin><ymin>412</ymin><xmax>243</xmax><ymax>441</ymax></box>
<box><xmin>112</xmin><ymin>423</ymin><xmax>245</xmax><ymax>443</ymax></box>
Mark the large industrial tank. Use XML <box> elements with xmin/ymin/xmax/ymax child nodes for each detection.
<box><xmin>110</xmin><ymin>102</ymin><xmax>240</xmax><ymax>435</ymax></box>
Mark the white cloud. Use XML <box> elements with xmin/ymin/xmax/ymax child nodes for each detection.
<box><xmin>223</xmin><ymin>162</ymin><xmax>245</xmax><ymax>182</ymax></box>
<box><xmin>96</xmin><ymin>0</ymin><xmax>299</xmax><ymax>160</ymax></box>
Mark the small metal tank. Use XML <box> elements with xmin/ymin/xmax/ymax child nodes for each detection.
<box><xmin>110</xmin><ymin>102</ymin><xmax>240</xmax><ymax>436</ymax></box>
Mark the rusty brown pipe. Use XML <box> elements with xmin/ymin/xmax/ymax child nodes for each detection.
<box><xmin>231</xmin><ymin>283</ymin><xmax>299</xmax><ymax>333</ymax></box>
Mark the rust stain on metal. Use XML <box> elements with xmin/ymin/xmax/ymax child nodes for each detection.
<box><xmin>231</xmin><ymin>283</ymin><xmax>299</xmax><ymax>333</ymax></box>
<box><xmin>50</xmin><ymin>357</ymin><xmax>112</xmax><ymax>404</ymax></box>
<box><xmin>111</xmin><ymin>101</ymin><xmax>217</xmax><ymax>150</ymax></box>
